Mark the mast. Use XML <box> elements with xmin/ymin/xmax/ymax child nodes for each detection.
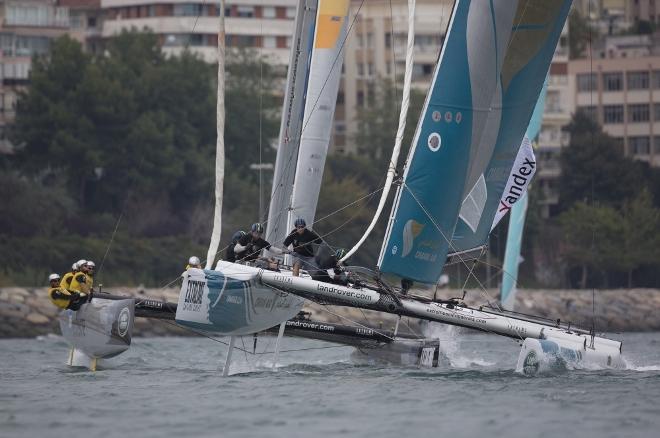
<box><xmin>265</xmin><ymin>0</ymin><xmax>318</xmax><ymax>249</ymax></box>
<box><xmin>343</xmin><ymin>0</ymin><xmax>416</xmax><ymax>262</ymax></box>
<box><xmin>205</xmin><ymin>0</ymin><xmax>226</xmax><ymax>270</ymax></box>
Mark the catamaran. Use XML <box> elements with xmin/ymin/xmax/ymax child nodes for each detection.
<box><xmin>57</xmin><ymin>0</ymin><xmax>625</xmax><ymax>375</ymax></box>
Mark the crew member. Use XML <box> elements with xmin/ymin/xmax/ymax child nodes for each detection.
<box><xmin>69</xmin><ymin>260</ymin><xmax>92</xmax><ymax>294</ymax></box>
<box><xmin>48</xmin><ymin>273</ymin><xmax>87</xmax><ymax>310</ymax></box>
<box><xmin>226</xmin><ymin>231</ymin><xmax>246</xmax><ymax>262</ymax></box>
<box><xmin>235</xmin><ymin>223</ymin><xmax>285</xmax><ymax>262</ymax></box>
<box><xmin>85</xmin><ymin>260</ymin><xmax>96</xmax><ymax>291</ymax></box>
<box><xmin>283</xmin><ymin>218</ymin><xmax>322</xmax><ymax>276</ymax></box>
<box><xmin>312</xmin><ymin>247</ymin><xmax>348</xmax><ymax>285</ymax></box>
<box><xmin>60</xmin><ymin>261</ymin><xmax>82</xmax><ymax>291</ymax></box>
<box><xmin>186</xmin><ymin>256</ymin><xmax>202</xmax><ymax>270</ymax></box>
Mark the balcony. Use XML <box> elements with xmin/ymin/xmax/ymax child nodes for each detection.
<box><xmin>3</xmin><ymin>5</ymin><xmax>70</xmax><ymax>29</ymax></box>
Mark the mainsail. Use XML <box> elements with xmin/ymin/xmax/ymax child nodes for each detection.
<box><xmin>288</xmin><ymin>0</ymin><xmax>350</xmax><ymax>230</ymax></box>
<box><xmin>449</xmin><ymin>1</ymin><xmax>572</xmax><ymax>256</ymax></box>
<box><xmin>265</xmin><ymin>0</ymin><xmax>318</xmax><ymax>247</ymax></box>
<box><xmin>265</xmin><ymin>0</ymin><xmax>349</xmax><ymax>247</ymax></box>
<box><xmin>378</xmin><ymin>0</ymin><xmax>519</xmax><ymax>284</ymax></box>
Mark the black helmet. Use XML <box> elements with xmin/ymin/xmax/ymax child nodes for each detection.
<box><xmin>294</xmin><ymin>218</ymin><xmax>306</xmax><ymax>228</ymax></box>
<box><xmin>232</xmin><ymin>230</ymin><xmax>246</xmax><ymax>242</ymax></box>
<box><xmin>251</xmin><ymin>223</ymin><xmax>264</xmax><ymax>234</ymax></box>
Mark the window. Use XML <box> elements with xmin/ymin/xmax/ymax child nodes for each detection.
<box><xmin>263</xmin><ymin>6</ymin><xmax>276</xmax><ymax>19</ymax></box>
<box><xmin>87</xmin><ymin>16</ymin><xmax>97</xmax><ymax>28</ymax></box>
<box><xmin>366</xmin><ymin>33</ymin><xmax>374</xmax><ymax>48</ymax></box>
<box><xmin>578</xmin><ymin>105</ymin><xmax>597</xmax><ymax>120</ymax></box>
<box><xmin>367</xmin><ymin>63</ymin><xmax>374</xmax><ymax>76</ymax></box>
<box><xmin>173</xmin><ymin>4</ymin><xmax>202</xmax><ymax>17</ymax></box>
<box><xmin>385</xmin><ymin>34</ymin><xmax>391</xmax><ymax>48</ymax></box>
<box><xmin>357</xmin><ymin>63</ymin><xmax>364</xmax><ymax>76</ymax></box>
<box><xmin>629</xmin><ymin>136</ymin><xmax>650</xmax><ymax>155</ymax></box>
<box><xmin>627</xmin><ymin>71</ymin><xmax>649</xmax><ymax>90</ymax></box>
<box><xmin>653</xmin><ymin>70</ymin><xmax>660</xmax><ymax>89</ymax></box>
<box><xmin>263</xmin><ymin>36</ymin><xmax>276</xmax><ymax>49</ymax></box>
<box><xmin>237</xmin><ymin>6</ymin><xmax>255</xmax><ymax>17</ymax></box>
<box><xmin>603</xmin><ymin>105</ymin><xmax>624</xmax><ymax>124</ymax></box>
<box><xmin>628</xmin><ymin>104</ymin><xmax>650</xmax><ymax>122</ymax></box>
<box><xmin>654</xmin><ymin>136</ymin><xmax>660</xmax><ymax>154</ymax></box>
<box><xmin>602</xmin><ymin>72</ymin><xmax>623</xmax><ymax>91</ymax></box>
<box><xmin>655</xmin><ymin>103</ymin><xmax>660</xmax><ymax>121</ymax></box>
<box><xmin>577</xmin><ymin>73</ymin><xmax>597</xmax><ymax>92</ymax></box>
<box><xmin>285</xmin><ymin>7</ymin><xmax>296</xmax><ymax>19</ymax></box>
<box><xmin>235</xmin><ymin>35</ymin><xmax>255</xmax><ymax>47</ymax></box>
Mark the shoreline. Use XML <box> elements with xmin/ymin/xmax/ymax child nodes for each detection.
<box><xmin>1</xmin><ymin>287</ymin><xmax>658</xmax><ymax>338</ymax></box>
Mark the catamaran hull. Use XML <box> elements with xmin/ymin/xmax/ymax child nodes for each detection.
<box><xmin>516</xmin><ymin>337</ymin><xmax>624</xmax><ymax>376</ymax></box>
<box><xmin>175</xmin><ymin>263</ymin><xmax>304</xmax><ymax>336</ymax></box>
<box><xmin>58</xmin><ymin>298</ymin><xmax>135</xmax><ymax>369</ymax></box>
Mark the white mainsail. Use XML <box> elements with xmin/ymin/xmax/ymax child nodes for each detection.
<box><xmin>265</xmin><ymin>0</ymin><xmax>319</xmax><ymax>248</ymax></box>
<box><xmin>287</xmin><ymin>0</ymin><xmax>350</xmax><ymax>233</ymax></box>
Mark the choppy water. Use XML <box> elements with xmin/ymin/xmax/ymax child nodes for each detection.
<box><xmin>2</xmin><ymin>329</ymin><xmax>660</xmax><ymax>438</ymax></box>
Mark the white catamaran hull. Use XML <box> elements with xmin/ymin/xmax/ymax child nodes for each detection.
<box><xmin>258</xmin><ymin>271</ymin><xmax>624</xmax><ymax>371</ymax></box>
<box><xmin>175</xmin><ymin>263</ymin><xmax>305</xmax><ymax>336</ymax></box>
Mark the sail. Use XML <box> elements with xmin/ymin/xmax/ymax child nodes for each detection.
<box><xmin>288</xmin><ymin>0</ymin><xmax>350</xmax><ymax>231</ymax></box>
<box><xmin>449</xmin><ymin>1</ymin><xmax>572</xmax><ymax>256</ymax></box>
<box><xmin>378</xmin><ymin>0</ymin><xmax>519</xmax><ymax>284</ymax></box>
<box><xmin>499</xmin><ymin>76</ymin><xmax>548</xmax><ymax>310</ymax></box>
<box><xmin>265</xmin><ymin>0</ymin><xmax>318</xmax><ymax>247</ymax></box>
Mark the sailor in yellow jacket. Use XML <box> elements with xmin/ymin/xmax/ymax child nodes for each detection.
<box><xmin>69</xmin><ymin>260</ymin><xmax>92</xmax><ymax>294</ymax></box>
<box><xmin>59</xmin><ymin>260</ymin><xmax>81</xmax><ymax>291</ymax></box>
<box><xmin>47</xmin><ymin>273</ymin><xmax>87</xmax><ymax>310</ymax></box>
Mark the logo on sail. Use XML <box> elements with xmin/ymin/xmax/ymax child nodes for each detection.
<box><xmin>402</xmin><ymin>219</ymin><xmax>425</xmax><ymax>257</ymax></box>
<box><xmin>427</xmin><ymin>133</ymin><xmax>442</xmax><ymax>152</ymax></box>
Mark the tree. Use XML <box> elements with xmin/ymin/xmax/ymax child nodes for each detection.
<box><xmin>618</xmin><ymin>190</ymin><xmax>660</xmax><ymax>287</ymax></box>
<box><xmin>568</xmin><ymin>9</ymin><xmax>598</xmax><ymax>59</ymax></box>
<box><xmin>352</xmin><ymin>78</ymin><xmax>425</xmax><ymax>171</ymax></box>
<box><xmin>559</xmin><ymin>111</ymin><xmax>644</xmax><ymax>212</ymax></box>
<box><xmin>559</xmin><ymin>201</ymin><xmax>621</xmax><ymax>288</ymax></box>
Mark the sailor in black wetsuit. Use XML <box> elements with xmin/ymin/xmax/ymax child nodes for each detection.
<box><xmin>283</xmin><ymin>218</ymin><xmax>322</xmax><ymax>276</ymax></box>
<box><xmin>234</xmin><ymin>223</ymin><xmax>286</xmax><ymax>264</ymax></box>
<box><xmin>225</xmin><ymin>231</ymin><xmax>246</xmax><ymax>262</ymax></box>
<box><xmin>312</xmin><ymin>247</ymin><xmax>349</xmax><ymax>285</ymax></box>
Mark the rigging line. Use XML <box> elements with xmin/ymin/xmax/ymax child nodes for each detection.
<box><xmin>400</xmin><ymin>184</ymin><xmax>524</xmax><ymax>340</ymax></box>
<box><xmin>259</xmin><ymin>12</ymin><xmax>264</xmax><ymax>222</ymax></box>
<box><xmin>97</xmin><ymin>155</ymin><xmax>146</xmax><ymax>280</ymax></box>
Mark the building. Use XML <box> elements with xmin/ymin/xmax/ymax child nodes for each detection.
<box><xmin>569</xmin><ymin>55</ymin><xmax>660</xmax><ymax>168</ymax></box>
<box><xmin>0</xmin><ymin>0</ymin><xmax>72</xmax><ymax>153</ymax></box>
<box><xmin>60</xmin><ymin>0</ymin><xmax>103</xmax><ymax>53</ymax></box>
<box><xmin>100</xmin><ymin>0</ymin><xmax>298</xmax><ymax>64</ymax></box>
<box><xmin>335</xmin><ymin>0</ymin><xmax>451</xmax><ymax>153</ymax></box>
<box><xmin>535</xmin><ymin>24</ymin><xmax>572</xmax><ymax>218</ymax></box>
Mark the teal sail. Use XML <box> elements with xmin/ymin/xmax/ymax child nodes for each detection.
<box><xmin>500</xmin><ymin>77</ymin><xmax>548</xmax><ymax>310</ymax></box>
<box><xmin>449</xmin><ymin>1</ymin><xmax>572</xmax><ymax>257</ymax></box>
<box><xmin>378</xmin><ymin>0</ymin><xmax>520</xmax><ymax>284</ymax></box>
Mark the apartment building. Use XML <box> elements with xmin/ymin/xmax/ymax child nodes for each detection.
<box><xmin>333</xmin><ymin>0</ymin><xmax>452</xmax><ymax>152</ymax></box>
<box><xmin>535</xmin><ymin>25</ymin><xmax>572</xmax><ymax>218</ymax></box>
<box><xmin>60</xmin><ymin>0</ymin><xmax>103</xmax><ymax>52</ymax></box>
<box><xmin>570</xmin><ymin>55</ymin><xmax>660</xmax><ymax>168</ymax></box>
<box><xmin>0</xmin><ymin>0</ymin><xmax>72</xmax><ymax>153</ymax></box>
<box><xmin>100</xmin><ymin>0</ymin><xmax>297</xmax><ymax>64</ymax></box>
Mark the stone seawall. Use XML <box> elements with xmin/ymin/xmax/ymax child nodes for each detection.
<box><xmin>1</xmin><ymin>287</ymin><xmax>659</xmax><ymax>338</ymax></box>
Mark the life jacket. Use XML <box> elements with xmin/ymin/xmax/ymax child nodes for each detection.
<box><xmin>60</xmin><ymin>272</ymin><xmax>75</xmax><ymax>290</ymax></box>
<box><xmin>48</xmin><ymin>287</ymin><xmax>72</xmax><ymax>310</ymax></box>
<box><xmin>69</xmin><ymin>272</ymin><xmax>90</xmax><ymax>294</ymax></box>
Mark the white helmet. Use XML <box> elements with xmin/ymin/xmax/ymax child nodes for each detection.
<box><xmin>48</xmin><ymin>273</ymin><xmax>61</xmax><ymax>282</ymax></box>
<box><xmin>86</xmin><ymin>260</ymin><xmax>95</xmax><ymax>269</ymax></box>
<box><xmin>71</xmin><ymin>262</ymin><xmax>78</xmax><ymax>271</ymax></box>
<box><xmin>76</xmin><ymin>259</ymin><xmax>87</xmax><ymax>269</ymax></box>
<box><xmin>188</xmin><ymin>256</ymin><xmax>201</xmax><ymax>266</ymax></box>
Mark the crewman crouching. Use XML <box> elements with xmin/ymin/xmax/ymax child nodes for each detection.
<box><xmin>47</xmin><ymin>273</ymin><xmax>88</xmax><ymax>311</ymax></box>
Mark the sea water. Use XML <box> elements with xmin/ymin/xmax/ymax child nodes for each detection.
<box><xmin>1</xmin><ymin>330</ymin><xmax>659</xmax><ymax>438</ymax></box>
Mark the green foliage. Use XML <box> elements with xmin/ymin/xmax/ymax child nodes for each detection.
<box><xmin>351</xmin><ymin>78</ymin><xmax>425</xmax><ymax>171</ymax></box>
<box><xmin>558</xmin><ymin>111</ymin><xmax>644</xmax><ymax>211</ymax></box>
<box><xmin>568</xmin><ymin>9</ymin><xmax>598</xmax><ymax>59</ymax></box>
<box><xmin>3</xmin><ymin>32</ymin><xmax>282</xmax><ymax>286</ymax></box>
